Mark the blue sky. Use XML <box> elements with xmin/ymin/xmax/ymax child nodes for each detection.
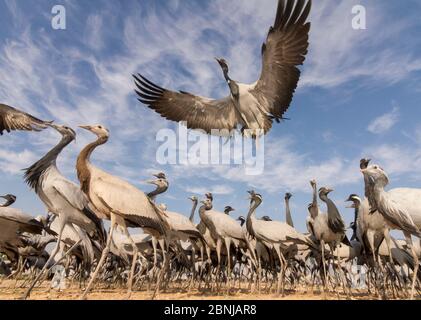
<box><xmin>1</xmin><ymin>0</ymin><xmax>421</xmax><ymax>236</ymax></box>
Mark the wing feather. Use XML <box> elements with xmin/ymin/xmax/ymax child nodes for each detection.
<box><xmin>0</xmin><ymin>104</ymin><xmax>51</xmax><ymax>135</ymax></box>
<box><xmin>250</xmin><ymin>0</ymin><xmax>311</xmax><ymax>121</ymax></box>
<box><xmin>134</xmin><ymin>74</ymin><xmax>238</xmax><ymax>134</ymax></box>
<box><xmin>91</xmin><ymin>170</ymin><xmax>169</xmax><ymax>235</ymax></box>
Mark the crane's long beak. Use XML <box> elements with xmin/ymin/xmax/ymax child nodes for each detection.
<box><xmin>360</xmin><ymin>168</ymin><xmax>368</xmax><ymax>174</ymax></box>
<box><xmin>79</xmin><ymin>125</ymin><xmax>92</xmax><ymax>131</ymax></box>
<box><xmin>145</xmin><ymin>180</ymin><xmax>158</xmax><ymax>186</ymax></box>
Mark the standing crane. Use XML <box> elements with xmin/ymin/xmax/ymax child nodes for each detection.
<box><xmin>134</xmin><ymin>0</ymin><xmax>312</xmax><ymax>138</ymax></box>
<box><xmin>22</xmin><ymin>124</ymin><xmax>106</xmax><ymax>299</ymax></box>
<box><xmin>306</xmin><ymin>180</ymin><xmax>351</xmax><ymax>289</ymax></box>
<box><xmin>199</xmin><ymin>197</ymin><xmax>246</xmax><ymax>288</ymax></box>
<box><xmin>246</xmin><ymin>191</ymin><xmax>315</xmax><ymax>295</ymax></box>
<box><xmin>77</xmin><ymin>125</ymin><xmax>170</xmax><ymax>299</ymax></box>
<box><xmin>361</xmin><ymin>164</ymin><xmax>421</xmax><ymax>299</ymax></box>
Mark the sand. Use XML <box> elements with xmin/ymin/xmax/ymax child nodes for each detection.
<box><xmin>0</xmin><ymin>280</ymin><xmax>387</xmax><ymax>300</ymax></box>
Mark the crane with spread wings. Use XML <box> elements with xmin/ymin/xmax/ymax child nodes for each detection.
<box><xmin>134</xmin><ymin>0</ymin><xmax>312</xmax><ymax>138</ymax></box>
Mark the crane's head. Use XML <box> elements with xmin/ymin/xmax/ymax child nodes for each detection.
<box><xmin>158</xmin><ymin>203</ymin><xmax>167</xmax><ymax>211</ymax></box>
<box><xmin>261</xmin><ymin>216</ymin><xmax>272</xmax><ymax>222</ymax></box>
<box><xmin>237</xmin><ymin>216</ymin><xmax>246</xmax><ymax>225</ymax></box>
<box><xmin>224</xmin><ymin>206</ymin><xmax>235</xmax><ymax>215</ymax></box>
<box><xmin>247</xmin><ymin>190</ymin><xmax>263</xmax><ymax>205</ymax></box>
<box><xmin>215</xmin><ymin>57</ymin><xmax>230</xmax><ymax>81</ymax></box>
<box><xmin>345</xmin><ymin>194</ymin><xmax>361</xmax><ymax>208</ymax></box>
<box><xmin>154</xmin><ymin>172</ymin><xmax>166</xmax><ymax>179</ymax></box>
<box><xmin>188</xmin><ymin>196</ymin><xmax>198</xmax><ymax>202</ymax></box>
<box><xmin>318</xmin><ymin>187</ymin><xmax>333</xmax><ymax>198</ymax></box>
<box><xmin>49</xmin><ymin>124</ymin><xmax>76</xmax><ymax>140</ymax></box>
<box><xmin>310</xmin><ymin>179</ymin><xmax>317</xmax><ymax>188</ymax></box>
<box><xmin>200</xmin><ymin>198</ymin><xmax>213</xmax><ymax>210</ymax></box>
<box><xmin>79</xmin><ymin>125</ymin><xmax>110</xmax><ymax>139</ymax></box>
<box><xmin>360</xmin><ymin>158</ymin><xmax>371</xmax><ymax>170</ymax></box>
<box><xmin>205</xmin><ymin>192</ymin><xmax>213</xmax><ymax>201</ymax></box>
<box><xmin>360</xmin><ymin>164</ymin><xmax>389</xmax><ymax>187</ymax></box>
<box><xmin>285</xmin><ymin>192</ymin><xmax>293</xmax><ymax>200</ymax></box>
<box><xmin>146</xmin><ymin>177</ymin><xmax>168</xmax><ymax>189</ymax></box>
<box><xmin>0</xmin><ymin>194</ymin><xmax>16</xmax><ymax>207</ymax></box>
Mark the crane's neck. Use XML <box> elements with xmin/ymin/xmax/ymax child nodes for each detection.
<box><xmin>320</xmin><ymin>195</ymin><xmax>336</xmax><ymax>215</ymax></box>
<box><xmin>147</xmin><ymin>183</ymin><xmax>169</xmax><ymax>202</ymax></box>
<box><xmin>285</xmin><ymin>197</ymin><xmax>294</xmax><ymax>228</ymax></box>
<box><xmin>198</xmin><ymin>203</ymin><xmax>212</xmax><ymax>220</ymax></box>
<box><xmin>364</xmin><ymin>174</ymin><xmax>378</xmax><ymax>213</ymax></box>
<box><xmin>228</xmin><ymin>80</ymin><xmax>239</xmax><ymax>100</ymax></box>
<box><xmin>371</xmin><ymin>182</ymin><xmax>391</xmax><ymax>216</ymax></box>
<box><xmin>189</xmin><ymin>200</ymin><xmax>198</xmax><ymax>222</ymax></box>
<box><xmin>351</xmin><ymin>204</ymin><xmax>360</xmax><ymax>240</ymax></box>
<box><xmin>76</xmin><ymin>135</ymin><xmax>108</xmax><ymax>195</ymax></box>
<box><xmin>309</xmin><ymin>185</ymin><xmax>319</xmax><ymax>218</ymax></box>
<box><xmin>246</xmin><ymin>199</ymin><xmax>261</xmax><ymax>238</ymax></box>
<box><xmin>24</xmin><ymin>135</ymin><xmax>73</xmax><ymax>193</ymax></box>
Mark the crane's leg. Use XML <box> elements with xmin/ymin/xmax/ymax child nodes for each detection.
<box><xmin>22</xmin><ymin>218</ymin><xmax>66</xmax><ymax>300</ymax></box>
<box><xmin>224</xmin><ymin>238</ymin><xmax>232</xmax><ymax>294</ymax></box>
<box><xmin>151</xmin><ymin>236</ymin><xmax>158</xmax><ymax>282</ymax></box>
<box><xmin>404</xmin><ymin>233</ymin><xmax>419</xmax><ymax>300</ymax></box>
<box><xmin>189</xmin><ymin>245</ymin><xmax>196</xmax><ymax>290</ymax></box>
<box><xmin>273</xmin><ymin>246</ymin><xmax>284</xmax><ymax>296</ymax></box>
<box><xmin>320</xmin><ymin>240</ymin><xmax>327</xmax><ymax>292</ymax></box>
<box><xmin>151</xmin><ymin>237</ymin><xmax>169</xmax><ymax>300</ymax></box>
<box><xmin>80</xmin><ymin>221</ymin><xmax>116</xmax><ymax>300</ymax></box>
<box><xmin>367</xmin><ymin>231</ymin><xmax>380</xmax><ymax>298</ymax></box>
<box><xmin>123</xmin><ymin>227</ymin><xmax>139</xmax><ymax>299</ymax></box>
<box><xmin>215</xmin><ymin>238</ymin><xmax>222</xmax><ymax>293</ymax></box>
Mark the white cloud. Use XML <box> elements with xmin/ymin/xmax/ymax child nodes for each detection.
<box><xmin>185</xmin><ymin>184</ymin><xmax>234</xmax><ymax>196</ymax></box>
<box><xmin>367</xmin><ymin>106</ymin><xmax>399</xmax><ymax>134</ymax></box>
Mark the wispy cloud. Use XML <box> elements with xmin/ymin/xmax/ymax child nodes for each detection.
<box><xmin>185</xmin><ymin>184</ymin><xmax>234</xmax><ymax>196</ymax></box>
<box><xmin>367</xmin><ymin>106</ymin><xmax>399</xmax><ymax>134</ymax></box>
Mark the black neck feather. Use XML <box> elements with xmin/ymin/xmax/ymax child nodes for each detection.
<box><xmin>24</xmin><ymin>135</ymin><xmax>73</xmax><ymax>193</ymax></box>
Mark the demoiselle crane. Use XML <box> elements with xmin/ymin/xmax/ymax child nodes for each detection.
<box><xmin>361</xmin><ymin>164</ymin><xmax>421</xmax><ymax>299</ymax></box>
<box><xmin>246</xmin><ymin>191</ymin><xmax>315</xmax><ymax>295</ymax></box>
<box><xmin>77</xmin><ymin>125</ymin><xmax>170</xmax><ymax>299</ymax></box>
<box><xmin>22</xmin><ymin>124</ymin><xmax>106</xmax><ymax>299</ymax></box>
<box><xmin>133</xmin><ymin>0</ymin><xmax>312</xmax><ymax>138</ymax></box>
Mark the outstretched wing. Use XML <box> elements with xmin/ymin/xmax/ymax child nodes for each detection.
<box><xmin>250</xmin><ymin>0</ymin><xmax>311</xmax><ymax>122</ymax></box>
<box><xmin>133</xmin><ymin>74</ymin><xmax>238</xmax><ymax>134</ymax></box>
<box><xmin>0</xmin><ymin>104</ymin><xmax>51</xmax><ymax>135</ymax></box>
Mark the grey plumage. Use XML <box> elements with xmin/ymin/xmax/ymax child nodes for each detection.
<box><xmin>0</xmin><ymin>103</ymin><xmax>51</xmax><ymax>135</ymax></box>
<box><xmin>133</xmin><ymin>0</ymin><xmax>312</xmax><ymax>137</ymax></box>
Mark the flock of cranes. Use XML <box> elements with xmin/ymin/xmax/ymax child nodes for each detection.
<box><xmin>1</xmin><ymin>0</ymin><xmax>420</xmax><ymax>300</ymax></box>
<box><xmin>1</xmin><ymin>102</ymin><xmax>421</xmax><ymax>300</ymax></box>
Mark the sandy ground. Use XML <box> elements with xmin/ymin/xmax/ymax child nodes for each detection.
<box><xmin>0</xmin><ymin>280</ymin><xmax>386</xmax><ymax>300</ymax></box>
